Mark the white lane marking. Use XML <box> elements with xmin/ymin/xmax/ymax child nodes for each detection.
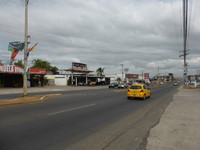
<box><xmin>48</xmin><ymin>103</ymin><xmax>96</xmax><ymax>116</ymax></box>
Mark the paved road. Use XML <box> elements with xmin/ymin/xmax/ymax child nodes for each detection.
<box><xmin>0</xmin><ymin>84</ymin><xmax>179</xmax><ymax>150</ymax></box>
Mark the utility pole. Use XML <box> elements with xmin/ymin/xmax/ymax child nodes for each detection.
<box><xmin>180</xmin><ymin>0</ymin><xmax>189</xmax><ymax>82</ymax></box>
<box><xmin>120</xmin><ymin>64</ymin><xmax>124</xmax><ymax>82</ymax></box>
<box><xmin>23</xmin><ymin>0</ymin><xmax>29</xmax><ymax>96</ymax></box>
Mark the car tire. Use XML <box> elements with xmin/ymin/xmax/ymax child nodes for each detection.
<box><xmin>143</xmin><ymin>95</ymin><xmax>146</xmax><ymax>100</ymax></box>
<box><xmin>127</xmin><ymin>97</ymin><xmax>131</xmax><ymax>100</ymax></box>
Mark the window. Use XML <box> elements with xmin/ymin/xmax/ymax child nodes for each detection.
<box><xmin>130</xmin><ymin>86</ymin><xmax>142</xmax><ymax>89</ymax></box>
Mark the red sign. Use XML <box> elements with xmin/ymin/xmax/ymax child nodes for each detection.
<box><xmin>0</xmin><ymin>64</ymin><xmax>46</xmax><ymax>75</ymax></box>
<box><xmin>30</xmin><ymin>68</ymin><xmax>46</xmax><ymax>75</ymax></box>
<box><xmin>0</xmin><ymin>64</ymin><xmax>23</xmax><ymax>74</ymax></box>
<box><xmin>126</xmin><ymin>74</ymin><xmax>139</xmax><ymax>78</ymax></box>
<box><xmin>144</xmin><ymin>73</ymin><xmax>150</xmax><ymax>79</ymax></box>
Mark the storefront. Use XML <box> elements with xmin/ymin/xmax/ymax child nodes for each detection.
<box><xmin>0</xmin><ymin>64</ymin><xmax>46</xmax><ymax>87</ymax></box>
<box><xmin>65</xmin><ymin>62</ymin><xmax>109</xmax><ymax>86</ymax></box>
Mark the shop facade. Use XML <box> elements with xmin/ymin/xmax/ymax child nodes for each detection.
<box><xmin>0</xmin><ymin>64</ymin><xmax>46</xmax><ymax>87</ymax></box>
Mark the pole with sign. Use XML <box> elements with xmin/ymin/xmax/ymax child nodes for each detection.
<box><xmin>23</xmin><ymin>0</ymin><xmax>29</xmax><ymax>96</ymax></box>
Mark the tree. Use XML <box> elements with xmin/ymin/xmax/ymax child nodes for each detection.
<box><xmin>14</xmin><ymin>60</ymin><xmax>24</xmax><ymax>67</ymax></box>
<box><xmin>116</xmin><ymin>77</ymin><xmax>121</xmax><ymax>82</ymax></box>
<box><xmin>96</xmin><ymin>67</ymin><xmax>105</xmax><ymax>76</ymax></box>
<box><xmin>31</xmin><ymin>59</ymin><xmax>58</xmax><ymax>74</ymax></box>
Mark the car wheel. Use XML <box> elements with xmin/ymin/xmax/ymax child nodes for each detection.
<box><xmin>143</xmin><ymin>95</ymin><xmax>146</xmax><ymax>100</ymax></box>
<box><xmin>127</xmin><ymin>97</ymin><xmax>131</xmax><ymax>100</ymax></box>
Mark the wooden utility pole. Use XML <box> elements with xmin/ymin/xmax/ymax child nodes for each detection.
<box><xmin>182</xmin><ymin>0</ymin><xmax>189</xmax><ymax>80</ymax></box>
<box><xmin>23</xmin><ymin>0</ymin><xmax>29</xmax><ymax>96</ymax></box>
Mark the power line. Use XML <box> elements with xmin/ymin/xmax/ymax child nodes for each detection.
<box><xmin>171</xmin><ymin>0</ymin><xmax>182</xmax><ymax>51</ymax></box>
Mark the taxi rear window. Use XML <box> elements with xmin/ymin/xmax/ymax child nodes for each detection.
<box><xmin>130</xmin><ymin>86</ymin><xmax>142</xmax><ymax>89</ymax></box>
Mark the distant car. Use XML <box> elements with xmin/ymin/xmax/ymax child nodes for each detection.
<box><xmin>160</xmin><ymin>82</ymin><xmax>164</xmax><ymax>85</ymax></box>
<box><xmin>109</xmin><ymin>82</ymin><xmax>118</xmax><ymax>88</ymax></box>
<box><xmin>118</xmin><ymin>83</ymin><xmax>128</xmax><ymax>89</ymax></box>
<box><xmin>78</xmin><ymin>82</ymin><xmax>86</xmax><ymax>86</ymax></box>
<box><xmin>127</xmin><ymin>84</ymin><xmax>151</xmax><ymax>100</ymax></box>
<box><xmin>173</xmin><ymin>82</ymin><xmax>178</xmax><ymax>86</ymax></box>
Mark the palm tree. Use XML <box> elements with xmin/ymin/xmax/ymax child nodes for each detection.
<box><xmin>96</xmin><ymin>67</ymin><xmax>105</xmax><ymax>76</ymax></box>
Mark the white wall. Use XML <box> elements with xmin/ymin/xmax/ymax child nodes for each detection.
<box><xmin>45</xmin><ymin>75</ymin><xmax>69</xmax><ymax>86</ymax></box>
<box><xmin>55</xmin><ymin>75</ymin><xmax>69</xmax><ymax>86</ymax></box>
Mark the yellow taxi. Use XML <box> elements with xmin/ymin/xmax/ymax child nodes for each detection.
<box><xmin>127</xmin><ymin>84</ymin><xmax>151</xmax><ymax>100</ymax></box>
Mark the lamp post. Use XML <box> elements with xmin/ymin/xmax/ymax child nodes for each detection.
<box><xmin>23</xmin><ymin>0</ymin><xmax>29</xmax><ymax>96</ymax></box>
<box><xmin>124</xmin><ymin>68</ymin><xmax>129</xmax><ymax>82</ymax></box>
<box><xmin>120</xmin><ymin>64</ymin><xmax>124</xmax><ymax>82</ymax></box>
<box><xmin>141</xmin><ymin>70</ymin><xmax>144</xmax><ymax>80</ymax></box>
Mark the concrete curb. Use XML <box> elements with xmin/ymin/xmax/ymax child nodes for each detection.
<box><xmin>0</xmin><ymin>94</ymin><xmax>61</xmax><ymax>106</ymax></box>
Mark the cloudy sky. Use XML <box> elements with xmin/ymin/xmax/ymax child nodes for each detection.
<box><xmin>0</xmin><ymin>0</ymin><xmax>200</xmax><ymax>77</ymax></box>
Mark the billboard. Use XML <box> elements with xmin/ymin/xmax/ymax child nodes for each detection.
<box><xmin>126</xmin><ymin>74</ymin><xmax>139</xmax><ymax>79</ymax></box>
<box><xmin>144</xmin><ymin>73</ymin><xmax>150</xmax><ymax>79</ymax></box>
<box><xmin>72</xmin><ymin>62</ymin><xmax>87</xmax><ymax>69</ymax></box>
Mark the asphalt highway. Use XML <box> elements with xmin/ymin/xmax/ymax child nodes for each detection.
<box><xmin>0</xmin><ymin>83</ymin><xmax>179</xmax><ymax>150</ymax></box>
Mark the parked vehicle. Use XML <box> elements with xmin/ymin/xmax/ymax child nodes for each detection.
<box><xmin>90</xmin><ymin>82</ymin><xmax>96</xmax><ymax>86</ymax></box>
<box><xmin>118</xmin><ymin>83</ymin><xmax>128</xmax><ymax>89</ymax></box>
<box><xmin>108</xmin><ymin>82</ymin><xmax>118</xmax><ymax>88</ymax></box>
<box><xmin>127</xmin><ymin>84</ymin><xmax>151</xmax><ymax>100</ymax></box>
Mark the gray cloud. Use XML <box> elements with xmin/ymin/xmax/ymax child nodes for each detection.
<box><xmin>0</xmin><ymin>0</ymin><xmax>200</xmax><ymax>77</ymax></box>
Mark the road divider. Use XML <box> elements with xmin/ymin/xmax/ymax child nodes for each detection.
<box><xmin>0</xmin><ymin>94</ymin><xmax>61</xmax><ymax>106</ymax></box>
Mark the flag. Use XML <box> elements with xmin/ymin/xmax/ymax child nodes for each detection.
<box><xmin>27</xmin><ymin>42</ymin><xmax>39</xmax><ymax>58</ymax></box>
<box><xmin>10</xmin><ymin>48</ymin><xmax>20</xmax><ymax>60</ymax></box>
<box><xmin>8</xmin><ymin>41</ymin><xmax>24</xmax><ymax>51</ymax></box>
<box><xmin>28</xmin><ymin>42</ymin><xmax>38</xmax><ymax>52</ymax></box>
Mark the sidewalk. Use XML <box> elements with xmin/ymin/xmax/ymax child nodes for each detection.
<box><xmin>146</xmin><ymin>87</ymin><xmax>200</xmax><ymax>150</ymax></box>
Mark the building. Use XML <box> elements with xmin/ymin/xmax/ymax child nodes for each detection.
<box><xmin>0</xmin><ymin>64</ymin><xmax>46</xmax><ymax>87</ymax></box>
<box><xmin>44</xmin><ymin>62</ymin><xmax>111</xmax><ymax>86</ymax></box>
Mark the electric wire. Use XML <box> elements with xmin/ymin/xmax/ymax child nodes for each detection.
<box><xmin>171</xmin><ymin>0</ymin><xmax>182</xmax><ymax>52</ymax></box>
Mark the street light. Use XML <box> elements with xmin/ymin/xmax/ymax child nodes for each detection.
<box><xmin>124</xmin><ymin>68</ymin><xmax>129</xmax><ymax>82</ymax></box>
<box><xmin>120</xmin><ymin>64</ymin><xmax>123</xmax><ymax>81</ymax></box>
<box><xmin>141</xmin><ymin>70</ymin><xmax>144</xmax><ymax>80</ymax></box>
